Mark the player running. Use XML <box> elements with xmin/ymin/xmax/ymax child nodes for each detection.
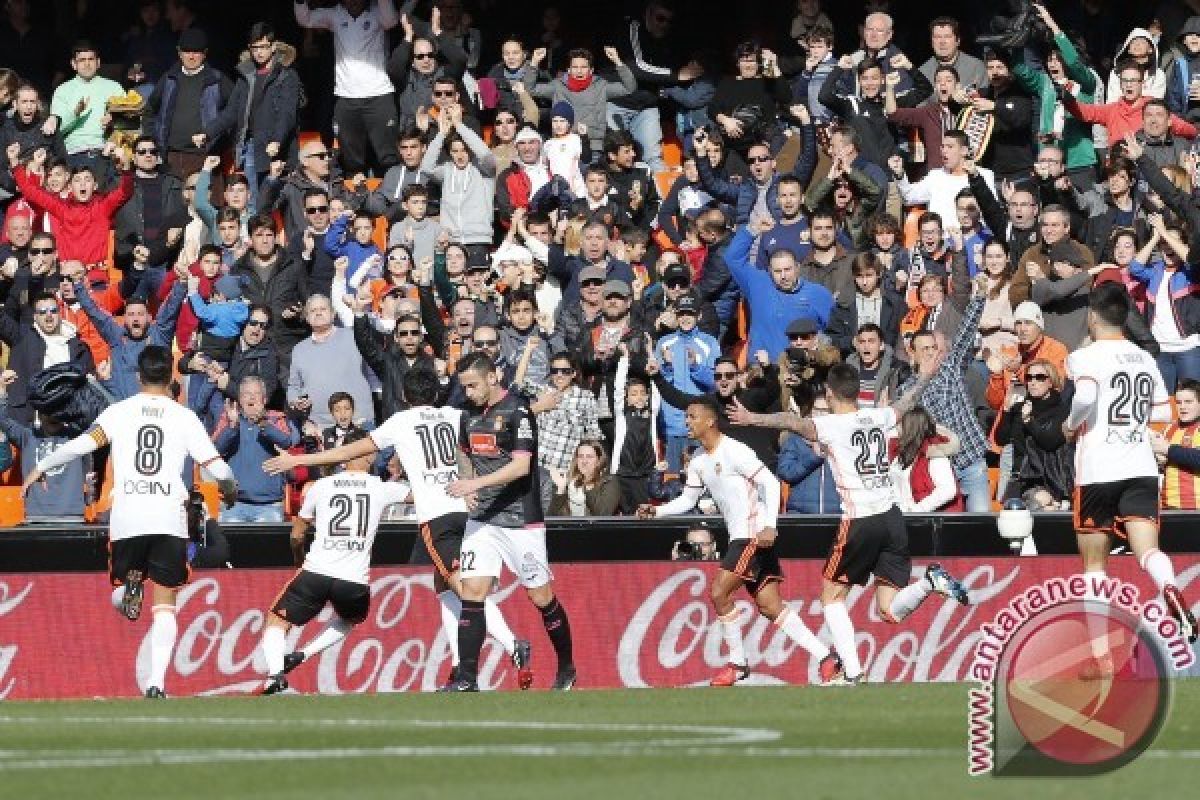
<box><xmin>21</xmin><ymin>346</ymin><xmax>237</xmax><ymax>699</ymax></box>
<box><xmin>442</xmin><ymin>352</ymin><xmax>577</xmax><ymax>692</ymax></box>
<box><xmin>729</xmin><ymin>361</ymin><xmax>970</xmax><ymax>685</ymax></box>
<box><xmin>636</xmin><ymin>398</ymin><xmax>841</xmax><ymax>686</ymax></box>
<box><xmin>1063</xmin><ymin>283</ymin><xmax>1197</xmax><ymax>643</ymax></box>
<box><xmin>264</xmin><ymin>368</ymin><xmax>531</xmax><ymax>689</ymax></box>
<box><xmin>259</xmin><ymin>430</ymin><xmax>411</xmax><ymax>694</ymax></box>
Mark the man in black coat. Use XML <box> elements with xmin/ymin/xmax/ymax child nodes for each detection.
<box><xmin>113</xmin><ymin>134</ymin><xmax>191</xmax><ymax>299</ymax></box>
<box><xmin>0</xmin><ymin>290</ymin><xmax>95</xmax><ymax>424</ymax></box>
<box><xmin>352</xmin><ymin>310</ymin><xmax>439</xmax><ymax>420</ymax></box>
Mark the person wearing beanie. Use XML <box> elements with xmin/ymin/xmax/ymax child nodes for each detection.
<box><xmin>146</xmin><ymin>27</ymin><xmax>233</xmax><ymax>185</ymax></box>
<box><xmin>531</xmin><ymin>46</ymin><xmax>636</xmax><ymax>155</ymax></box>
<box><xmin>543</xmin><ymin>101</ymin><xmax>588</xmax><ymax>195</ymax></box>
<box><xmin>496</xmin><ymin>126</ymin><xmax>554</xmax><ymax>219</ymax></box>
<box><xmin>984</xmin><ymin>299</ymin><xmax>1069</xmax><ymax>410</ymax></box>
<box><xmin>188</xmin><ymin>270</ymin><xmax>250</xmax><ymax>364</ymax></box>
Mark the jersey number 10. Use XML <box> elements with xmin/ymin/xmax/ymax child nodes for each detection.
<box><xmin>415</xmin><ymin>423</ymin><xmax>458</xmax><ymax>470</ymax></box>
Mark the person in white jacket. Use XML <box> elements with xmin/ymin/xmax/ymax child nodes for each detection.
<box><xmin>890</xmin><ymin>130</ymin><xmax>994</xmax><ymax>230</ymax></box>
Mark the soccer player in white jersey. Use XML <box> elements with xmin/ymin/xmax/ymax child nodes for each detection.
<box><xmin>636</xmin><ymin>398</ymin><xmax>842</xmax><ymax>687</ymax></box>
<box><xmin>259</xmin><ymin>429</ymin><xmax>411</xmax><ymax>694</ymax></box>
<box><xmin>730</xmin><ymin>361</ymin><xmax>970</xmax><ymax>685</ymax></box>
<box><xmin>1064</xmin><ymin>283</ymin><xmax>1197</xmax><ymax>643</ymax></box>
<box><xmin>21</xmin><ymin>346</ymin><xmax>237</xmax><ymax>699</ymax></box>
<box><xmin>264</xmin><ymin>368</ymin><xmax>530</xmax><ymax>690</ymax></box>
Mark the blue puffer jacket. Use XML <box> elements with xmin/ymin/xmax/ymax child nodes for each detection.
<box><xmin>776</xmin><ymin>432</ymin><xmax>841</xmax><ymax>514</ymax></box>
<box><xmin>1129</xmin><ymin>258</ymin><xmax>1200</xmax><ymax>338</ymax></box>
<box><xmin>695</xmin><ymin>124</ymin><xmax>817</xmax><ymax>224</ymax></box>
<box><xmin>656</xmin><ymin>327</ymin><xmax>719</xmax><ymax>437</ymax></box>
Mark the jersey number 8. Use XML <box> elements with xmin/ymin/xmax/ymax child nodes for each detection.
<box><xmin>135</xmin><ymin>424</ymin><xmax>164</xmax><ymax>476</ymax></box>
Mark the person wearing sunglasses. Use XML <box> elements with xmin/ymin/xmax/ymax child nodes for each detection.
<box><xmin>392</xmin><ymin>9</ymin><xmax>470</xmax><ymax>134</ymax></box>
<box><xmin>260</xmin><ymin>138</ymin><xmax>360</xmax><ymax>244</ymax></box>
<box><xmin>0</xmin><ymin>289</ymin><xmax>96</xmax><ymax>425</ymax></box>
<box><xmin>992</xmin><ymin>358</ymin><xmax>1073</xmax><ymax>511</ymax></box>
<box><xmin>984</xmin><ymin>300</ymin><xmax>1068</xmax><ymax>412</ymax></box>
<box><xmin>112</xmin><ymin>134</ymin><xmax>191</xmax><ymax>300</ymax></box>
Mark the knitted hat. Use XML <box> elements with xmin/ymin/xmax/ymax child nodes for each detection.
<box><xmin>550</xmin><ymin>101</ymin><xmax>575</xmax><ymax>125</ymax></box>
<box><xmin>1012</xmin><ymin>301</ymin><xmax>1044</xmax><ymax>329</ymax></box>
<box><xmin>214</xmin><ymin>275</ymin><xmax>245</xmax><ymax>301</ymax></box>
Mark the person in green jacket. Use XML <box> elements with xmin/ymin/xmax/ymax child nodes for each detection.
<box><xmin>1011</xmin><ymin>4</ymin><xmax>1102</xmax><ymax>184</ymax></box>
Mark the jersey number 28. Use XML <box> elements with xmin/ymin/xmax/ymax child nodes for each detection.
<box><xmin>1107</xmin><ymin>372</ymin><xmax>1154</xmax><ymax>427</ymax></box>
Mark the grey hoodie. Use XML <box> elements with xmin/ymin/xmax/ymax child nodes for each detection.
<box><xmin>530</xmin><ymin>66</ymin><xmax>637</xmax><ymax>154</ymax></box>
<box><xmin>847</xmin><ymin>344</ymin><xmax>909</xmax><ymax>408</ymax></box>
<box><xmin>388</xmin><ymin>215</ymin><xmax>444</xmax><ymax>263</ymax></box>
<box><xmin>419</xmin><ymin>123</ymin><xmax>497</xmax><ymax>245</ymax></box>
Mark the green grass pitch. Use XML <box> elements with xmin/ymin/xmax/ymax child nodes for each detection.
<box><xmin>2</xmin><ymin>682</ymin><xmax>1198</xmax><ymax>799</ymax></box>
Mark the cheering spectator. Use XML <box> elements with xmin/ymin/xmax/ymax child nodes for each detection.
<box><xmin>260</xmin><ymin>139</ymin><xmax>358</xmax><ymax>244</ymax></box>
<box><xmin>294</xmin><ymin>0</ymin><xmax>401</xmax><ymax>175</ymax></box>
<box><xmin>325</xmin><ymin>211</ymin><xmax>384</xmax><ymax>295</ymax></box>
<box><xmin>819</xmin><ymin>55</ymin><xmax>913</xmax><ymax>170</ymax></box>
<box><xmin>390</xmin><ymin>6</ymin><xmax>469</xmax><ymax>133</ymax></box>
<box><xmin>531</xmin><ymin>352</ymin><xmax>603</xmax><ymax>473</ymax></box>
<box><xmin>0</xmin><ymin>83</ymin><xmax>62</xmax><ymax>164</ymax></box>
<box><xmin>206</xmin><ymin>304</ymin><xmax>279</xmax><ymax>402</ymax></box>
<box><xmin>49</xmin><ymin>41</ymin><xmax>124</xmax><ymax>174</ymax></box>
<box><xmin>354</xmin><ymin>309</ymin><xmax>436</xmax><ymax>419</ymax></box>
<box><xmin>1129</xmin><ymin>214</ymin><xmax>1200</xmax><ymax>390</ymax></box>
<box><xmin>826</xmin><ymin>254</ymin><xmax>902</xmax><ymax>355</ymax></box>
<box><xmin>891</xmin><ymin>130</ymin><xmax>994</xmax><ymax>231</ymax></box>
<box><xmin>893</xmin><ymin>406</ymin><xmax>963</xmax><ymax>513</ymax></box>
<box><xmin>844</xmin><ymin>322</ymin><xmax>909</xmax><ymax>408</ymax></box>
<box><xmin>984</xmin><ymin>300</ymin><xmax>1068</xmax><ymax>412</ymax></box>
<box><xmin>213</xmin><ymin>376</ymin><xmax>298</xmax><ymax>523</ymax></box>
<box><xmin>655</xmin><ymin>292</ymin><xmax>718</xmax><ymax>471</ymax></box>
<box><xmin>113</xmin><ymin>135</ymin><xmax>189</xmax><ymax>298</ymax></box>
<box><xmin>1009</xmin><ymin>206</ymin><xmax>1092</xmax><ymax>306</ymax></box>
<box><xmin>977</xmin><ymin>241</ymin><xmax>1018</xmax><ymax>361</ymax></box>
<box><xmin>0</xmin><ymin>291</ymin><xmax>96</xmax><ymax>425</ymax></box>
<box><xmin>1106</xmin><ymin>27</ymin><xmax>1167</xmax><ymax>100</ymax></box>
<box><xmin>1072</xmin><ymin>157</ymin><xmax>1145</xmax><ymax>258</ymax></box>
<box><xmin>919</xmin><ymin>16</ymin><xmax>987</xmax><ymax>89</ymax></box>
<box><xmin>0</xmin><ymin>369</ymin><xmax>90</xmax><ymax>522</ymax></box>
<box><xmin>693</xmin><ymin>123</ymin><xmax>814</xmax><ymax>225</ymax></box>
<box><xmin>75</xmin><ymin>278</ymin><xmax>186</xmax><ymax>400</ymax></box>
<box><xmin>1064</xmin><ymin>61</ymin><xmax>1195</xmax><ymax>145</ymax></box>
<box><xmin>205</xmin><ymin>22</ymin><xmax>302</xmax><ymax>201</ymax></box>
<box><xmin>13</xmin><ymin>148</ymin><xmax>133</xmax><ymax>284</ymax></box>
<box><xmin>610</xmin><ymin>347</ymin><xmax>658</xmax><ymax>513</ymax></box>
<box><xmin>548</xmin><ymin>440</ymin><xmax>620</xmax><ymax>517</ymax></box>
<box><xmin>229</xmin><ymin>214</ymin><xmax>308</xmax><ymax>378</ymax></box>
<box><xmin>1155</xmin><ymin>379</ymin><xmax>1200</xmax><ymax>510</ymax></box>
<box><xmin>369</xmin><ymin>129</ymin><xmax>430</xmax><ymax>222</ymax></box>
<box><xmin>1032</xmin><ymin>240</ymin><xmax>1104</xmax><ymax>350</ymax></box>
<box><xmin>719</xmin><ymin>217</ymin><xmax>835</xmax><ymax>360</ymax></box>
<box><xmin>530</xmin><ymin>46</ymin><xmax>636</xmax><ymax>157</ymax></box>
<box><xmin>420</xmin><ymin>108</ymin><xmax>496</xmax><ymax>251</ymax></box>
<box><xmin>146</xmin><ymin>28</ymin><xmax>232</xmax><ymax>186</ymax></box>
<box><xmin>992</xmin><ymin>358</ymin><xmax>1074</xmax><ymax>510</ymax></box>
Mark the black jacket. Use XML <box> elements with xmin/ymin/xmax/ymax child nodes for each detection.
<box><xmin>968</xmin><ymin>170</ymin><xmax>1041</xmax><ymax>271</ymax></box>
<box><xmin>112</xmin><ymin>171</ymin><xmax>190</xmax><ymax>270</ymax></box>
<box><xmin>819</xmin><ymin>65</ymin><xmax>923</xmax><ymax>168</ymax></box>
<box><xmin>353</xmin><ymin>313</ymin><xmax>439</xmax><ymax>419</ymax></box>
<box><xmin>229</xmin><ymin>248</ymin><xmax>308</xmax><ymax>360</ymax></box>
<box><xmin>994</xmin><ymin>386</ymin><xmax>1075</xmax><ymax>503</ymax></box>
<box><xmin>825</xmin><ymin>289</ymin><xmax>904</xmax><ymax>355</ymax></box>
<box><xmin>207</xmin><ymin>43</ymin><xmax>302</xmax><ymax>175</ymax></box>
<box><xmin>0</xmin><ymin>314</ymin><xmax>95</xmax><ymax>422</ymax></box>
<box><xmin>981</xmin><ymin>83</ymin><xmax>1035</xmax><ymax>178</ymax></box>
<box><xmin>222</xmin><ymin>339</ymin><xmax>280</xmax><ymax>403</ymax></box>
<box><xmin>609</xmin><ymin>16</ymin><xmax>687</xmax><ymax>112</ymax></box>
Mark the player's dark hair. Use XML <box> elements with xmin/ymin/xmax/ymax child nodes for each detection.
<box><xmin>1089</xmin><ymin>281</ymin><xmax>1132</xmax><ymax>329</ymax></box>
<box><xmin>825</xmin><ymin>363</ymin><xmax>861</xmax><ymax>402</ymax></box>
<box><xmin>328</xmin><ymin>391</ymin><xmax>354</xmax><ymax>411</ymax></box>
<box><xmin>137</xmin><ymin>345</ymin><xmax>173</xmax><ymax>387</ymax></box>
<box><xmin>459</xmin><ymin>351</ymin><xmax>495</xmax><ymax>377</ymax></box>
<box><xmin>687</xmin><ymin>397</ymin><xmax>721</xmax><ymax>419</ymax></box>
<box><xmin>402</xmin><ymin>367</ymin><xmax>442</xmax><ymax>407</ymax></box>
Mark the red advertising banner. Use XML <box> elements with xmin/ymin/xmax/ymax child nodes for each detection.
<box><xmin>1</xmin><ymin>557</ymin><xmax>1198</xmax><ymax>699</ymax></box>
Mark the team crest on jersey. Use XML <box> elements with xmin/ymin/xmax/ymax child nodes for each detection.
<box><xmin>714</xmin><ymin>462</ymin><xmax>722</xmax><ymax>475</ymax></box>
<box><xmin>470</xmin><ymin>432</ymin><xmax>499</xmax><ymax>456</ymax></box>
<box><xmin>494</xmin><ymin>416</ymin><xmax>505</xmax><ymax>431</ymax></box>
<box><xmin>517</xmin><ymin>417</ymin><xmax>532</xmax><ymax>439</ymax></box>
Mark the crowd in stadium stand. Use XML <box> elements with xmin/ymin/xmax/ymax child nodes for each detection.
<box><xmin>5</xmin><ymin>0</ymin><xmax>1200</xmax><ymax>526</ymax></box>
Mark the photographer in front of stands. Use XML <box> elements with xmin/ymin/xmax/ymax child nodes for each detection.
<box><xmin>671</xmin><ymin>524</ymin><xmax>719</xmax><ymax>562</ymax></box>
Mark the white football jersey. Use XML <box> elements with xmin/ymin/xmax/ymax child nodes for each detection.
<box><xmin>89</xmin><ymin>394</ymin><xmax>224</xmax><ymax>541</ymax></box>
<box><xmin>662</xmin><ymin>436</ymin><xmax>778</xmax><ymax>541</ymax></box>
<box><xmin>812</xmin><ymin>407</ymin><xmax>899</xmax><ymax>519</ymax></box>
<box><xmin>299</xmin><ymin>472</ymin><xmax>410</xmax><ymax>584</ymax></box>
<box><xmin>369</xmin><ymin>406</ymin><xmax>467</xmax><ymax>522</ymax></box>
<box><xmin>1066</xmin><ymin>339</ymin><xmax>1169</xmax><ymax>485</ymax></box>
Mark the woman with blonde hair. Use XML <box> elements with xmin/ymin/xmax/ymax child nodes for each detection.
<box><xmin>992</xmin><ymin>358</ymin><xmax>1074</xmax><ymax>510</ymax></box>
<box><xmin>548</xmin><ymin>440</ymin><xmax>620</xmax><ymax>516</ymax></box>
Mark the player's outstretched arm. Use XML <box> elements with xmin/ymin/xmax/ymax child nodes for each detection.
<box><xmin>263</xmin><ymin>436</ymin><xmax>379</xmax><ymax>476</ymax></box>
<box><xmin>726</xmin><ymin>397</ymin><xmax>817</xmax><ymax>440</ymax></box>
<box><xmin>22</xmin><ymin>430</ymin><xmax>101</xmax><ymax>496</ymax></box>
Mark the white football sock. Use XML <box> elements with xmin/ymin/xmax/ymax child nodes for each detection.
<box><xmin>301</xmin><ymin>616</ymin><xmax>353</xmax><ymax>658</ymax></box>
<box><xmin>1140</xmin><ymin>549</ymin><xmax>1177</xmax><ymax>592</ymax></box>
<box><xmin>823</xmin><ymin>602</ymin><xmax>863</xmax><ymax>678</ymax></box>
<box><xmin>261</xmin><ymin>625</ymin><xmax>286</xmax><ymax>676</ymax></box>
<box><xmin>484</xmin><ymin>597</ymin><xmax>516</xmax><ymax>655</ymax></box>
<box><xmin>110</xmin><ymin>586</ymin><xmax>125</xmax><ymax>613</ymax></box>
<box><xmin>439</xmin><ymin>590</ymin><xmax>462</xmax><ymax>665</ymax></box>
<box><xmin>775</xmin><ymin>608</ymin><xmax>829</xmax><ymax>659</ymax></box>
<box><xmin>147</xmin><ymin>606</ymin><xmax>177</xmax><ymax>691</ymax></box>
<box><xmin>718</xmin><ymin>609</ymin><xmax>746</xmax><ymax>667</ymax></box>
<box><xmin>889</xmin><ymin>581</ymin><xmax>932</xmax><ymax>622</ymax></box>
